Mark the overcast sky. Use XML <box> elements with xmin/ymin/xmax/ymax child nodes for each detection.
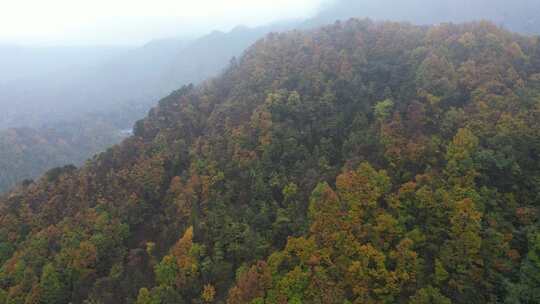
<box><xmin>0</xmin><ymin>0</ymin><xmax>333</xmax><ymax>46</ymax></box>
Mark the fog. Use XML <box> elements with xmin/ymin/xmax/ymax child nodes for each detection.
<box><xmin>0</xmin><ymin>0</ymin><xmax>332</xmax><ymax>46</ymax></box>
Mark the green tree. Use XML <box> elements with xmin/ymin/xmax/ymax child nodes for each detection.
<box><xmin>374</xmin><ymin>99</ymin><xmax>394</xmax><ymax>121</ymax></box>
<box><xmin>39</xmin><ymin>263</ymin><xmax>68</xmax><ymax>304</ymax></box>
<box><xmin>506</xmin><ymin>230</ymin><xmax>540</xmax><ymax>303</ymax></box>
<box><xmin>409</xmin><ymin>286</ymin><xmax>452</xmax><ymax>304</ymax></box>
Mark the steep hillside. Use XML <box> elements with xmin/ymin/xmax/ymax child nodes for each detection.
<box><xmin>0</xmin><ymin>24</ymin><xmax>288</xmax><ymax>193</ymax></box>
<box><xmin>0</xmin><ymin>23</ymin><xmax>294</xmax><ymax>130</ymax></box>
<box><xmin>1</xmin><ymin>20</ymin><xmax>540</xmax><ymax>303</ymax></box>
<box><xmin>164</xmin><ymin>23</ymin><xmax>297</xmax><ymax>92</ymax></box>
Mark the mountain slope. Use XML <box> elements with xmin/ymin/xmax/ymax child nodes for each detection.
<box><xmin>0</xmin><ymin>22</ymin><xmax>295</xmax><ymax>130</ymax></box>
<box><xmin>8</xmin><ymin>0</ymin><xmax>540</xmax><ymax>130</ymax></box>
<box><xmin>1</xmin><ymin>19</ymin><xmax>540</xmax><ymax>303</ymax></box>
<box><xmin>315</xmin><ymin>0</ymin><xmax>540</xmax><ymax>34</ymax></box>
<box><xmin>0</xmin><ymin>24</ymin><xmax>290</xmax><ymax>193</ymax></box>
<box><xmin>4</xmin><ymin>0</ymin><xmax>540</xmax><ymax>197</ymax></box>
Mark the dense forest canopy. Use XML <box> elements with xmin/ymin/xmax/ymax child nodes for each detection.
<box><xmin>0</xmin><ymin>19</ymin><xmax>539</xmax><ymax>303</ymax></box>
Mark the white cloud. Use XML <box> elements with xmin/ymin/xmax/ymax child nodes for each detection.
<box><xmin>0</xmin><ymin>0</ymin><xmax>329</xmax><ymax>45</ymax></box>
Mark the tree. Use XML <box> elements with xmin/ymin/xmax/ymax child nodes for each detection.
<box><xmin>39</xmin><ymin>263</ymin><xmax>68</xmax><ymax>304</ymax></box>
<box><xmin>227</xmin><ymin>262</ymin><xmax>271</xmax><ymax>304</ymax></box>
<box><xmin>374</xmin><ymin>99</ymin><xmax>394</xmax><ymax>121</ymax></box>
<box><xmin>506</xmin><ymin>230</ymin><xmax>540</xmax><ymax>303</ymax></box>
<box><xmin>201</xmin><ymin>284</ymin><xmax>216</xmax><ymax>303</ymax></box>
<box><xmin>135</xmin><ymin>288</ymin><xmax>153</xmax><ymax>304</ymax></box>
<box><xmin>445</xmin><ymin>128</ymin><xmax>479</xmax><ymax>186</ymax></box>
<box><xmin>0</xmin><ymin>289</ymin><xmax>7</xmax><ymax>304</ymax></box>
<box><xmin>409</xmin><ymin>286</ymin><xmax>451</xmax><ymax>304</ymax></box>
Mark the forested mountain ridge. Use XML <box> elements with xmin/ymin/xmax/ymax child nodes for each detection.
<box><xmin>1</xmin><ymin>19</ymin><xmax>540</xmax><ymax>304</ymax></box>
<box><xmin>3</xmin><ymin>0</ymin><xmax>540</xmax><ymax>199</ymax></box>
<box><xmin>0</xmin><ymin>22</ymin><xmax>294</xmax><ymax>130</ymax></box>
<box><xmin>0</xmin><ymin>24</ymin><xmax>288</xmax><ymax>193</ymax></box>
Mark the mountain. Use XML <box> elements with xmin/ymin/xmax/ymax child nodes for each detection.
<box><xmin>0</xmin><ymin>22</ymin><xmax>296</xmax><ymax>130</ymax></box>
<box><xmin>164</xmin><ymin>23</ymin><xmax>297</xmax><ymax>91</ymax></box>
<box><xmin>5</xmin><ymin>0</ymin><xmax>540</xmax><ymax>130</ymax></box>
<box><xmin>4</xmin><ymin>0</ymin><xmax>540</xmax><ymax>129</ymax></box>
<box><xmin>4</xmin><ymin>0</ymin><xmax>540</xmax><ymax>196</ymax></box>
<box><xmin>314</xmin><ymin>0</ymin><xmax>540</xmax><ymax>34</ymax></box>
<box><xmin>0</xmin><ymin>24</ymin><xmax>291</xmax><ymax>193</ymax></box>
<box><xmin>1</xmin><ymin>19</ymin><xmax>539</xmax><ymax>303</ymax></box>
